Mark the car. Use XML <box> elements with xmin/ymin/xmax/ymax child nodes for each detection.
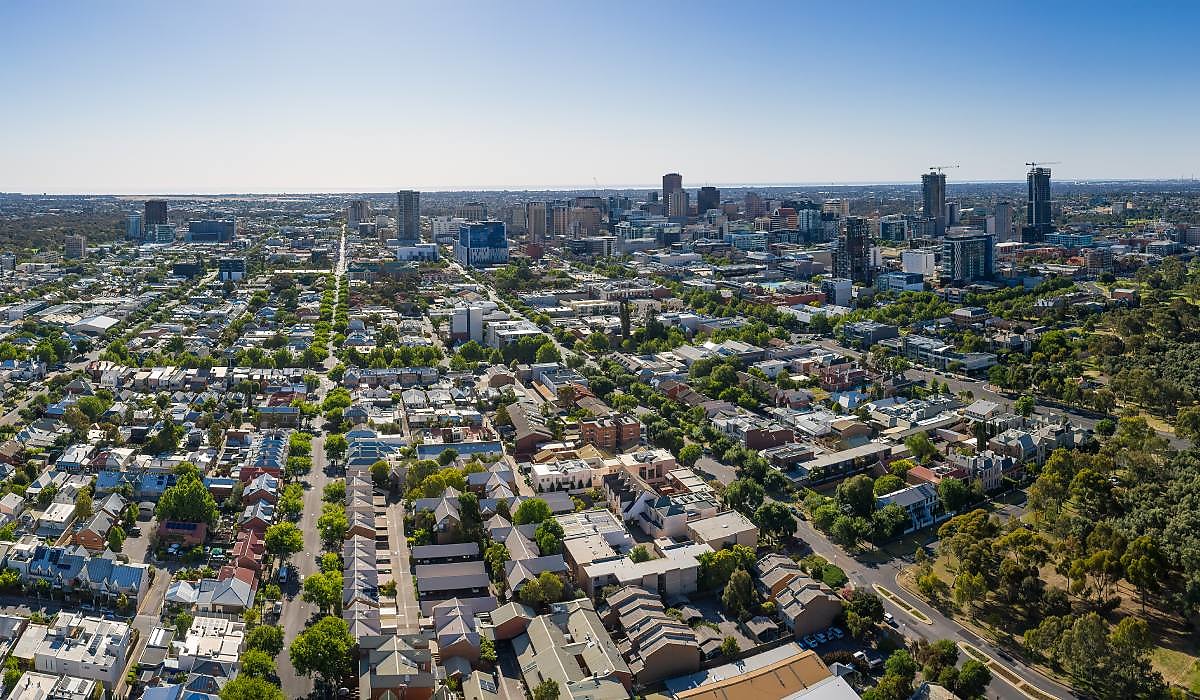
<box><xmin>803</xmin><ymin>635</ymin><xmax>818</xmax><ymax>648</ymax></box>
<box><xmin>815</xmin><ymin>632</ymin><xmax>828</xmax><ymax>644</ymax></box>
<box><xmin>278</xmin><ymin>567</ymin><xmax>290</xmax><ymax>584</ymax></box>
<box><xmin>272</xmin><ymin>601</ymin><xmax>283</xmax><ymax>617</ymax></box>
<box><xmin>129</xmin><ymin>526</ymin><xmax>142</xmax><ymax>536</ymax></box>
<box><xmin>828</xmin><ymin>626</ymin><xmax>845</xmax><ymax>639</ymax></box>
<box><xmin>883</xmin><ymin>612</ymin><xmax>896</xmax><ymax>626</ymax></box>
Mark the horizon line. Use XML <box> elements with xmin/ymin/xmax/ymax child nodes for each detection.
<box><xmin>5</xmin><ymin>176</ymin><xmax>1200</xmax><ymax>198</ymax></box>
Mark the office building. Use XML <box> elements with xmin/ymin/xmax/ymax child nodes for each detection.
<box><xmin>1023</xmin><ymin>167</ymin><xmax>1053</xmax><ymax>242</ymax></box>
<box><xmin>662</xmin><ymin>172</ymin><xmax>682</xmax><ymax>205</ymax></box>
<box><xmin>455</xmin><ymin>201</ymin><xmax>487</xmax><ymax>222</ymax></box>
<box><xmin>921</xmin><ymin>171</ymin><xmax>946</xmax><ymax>236</ymax></box>
<box><xmin>879</xmin><ymin>216</ymin><xmax>907</xmax><ymax>242</ymax></box>
<box><xmin>144</xmin><ymin>199</ymin><xmax>168</xmax><ymax>228</ymax></box>
<box><xmin>667</xmin><ymin>189</ymin><xmax>689</xmax><ymax>218</ymax></box>
<box><xmin>697</xmin><ymin>186</ymin><xmax>720</xmax><ymax>214</ymax></box>
<box><xmin>526</xmin><ymin>202</ymin><xmax>547</xmax><ymax>243</ymax></box>
<box><xmin>396</xmin><ymin>190</ymin><xmax>420</xmax><ymax>241</ymax></box>
<box><xmin>149</xmin><ymin>223</ymin><xmax>176</xmax><ymax>244</ymax></box>
<box><xmin>821</xmin><ymin>278</ymin><xmax>853</xmax><ymax>307</ymax></box>
<box><xmin>744</xmin><ymin>191</ymin><xmax>767</xmax><ymax>218</ymax></box>
<box><xmin>551</xmin><ymin>203</ymin><xmax>569</xmax><ymax>237</ymax></box>
<box><xmin>186</xmin><ymin>219</ymin><xmax>236</xmax><ymax>243</ymax></box>
<box><xmin>455</xmin><ymin>221</ymin><xmax>509</xmax><ymax>267</ymax></box>
<box><xmin>835</xmin><ymin>216</ymin><xmax>871</xmax><ymax>284</ymax></box>
<box><xmin>347</xmin><ymin>199</ymin><xmax>372</xmax><ymax>227</ymax></box>
<box><xmin>507</xmin><ymin>203</ymin><xmax>528</xmax><ymax>234</ymax></box>
<box><xmin>218</xmin><ymin>257</ymin><xmax>247</xmax><ymax>281</ymax></box>
<box><xmin>126</xmin><ymin>212</ymin><xmax>143</xmax><ymax>241</ymax></box>
<box><xmin>988</xmin><ymin>201</ymin><xmax>1013</xmax><ymax>243</ymax></box>
<box><xmin>945</xmin><ymin>202</ymin><xmax>959</xmax><ymax>227</ymax></box>
<box><xmin>64</xmin><ymin>235</ymin><xmax>86</xmax><ymax>260</ymax></box>
<box><xmin>942</xmin><ymin>232</ymin><xmax>994</xmax><ymax>282</ymax></box>
<box><xmin>822</xmin><ymin>199</ymin><xmax>850</xmax><ymax>218</ymax></box>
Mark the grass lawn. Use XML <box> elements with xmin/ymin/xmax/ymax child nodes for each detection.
<box><xmin>1150</xmin><ymin>646</ymin><xmax>1200</xmax><ymax>693</ymax></box>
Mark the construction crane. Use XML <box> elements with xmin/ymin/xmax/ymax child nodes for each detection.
<box><xmin>1025</xmin><ymin>161</ymin><xmax>1062</xmax><ymax>167</ymax></box>
<box><xmin>928</xmin><ymin>164</ymin><xmax>959</xmax><ymax>173</ymax></box>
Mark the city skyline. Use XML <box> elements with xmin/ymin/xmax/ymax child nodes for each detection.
<box><xmin>2</xmin><ymin>1</ymin><xmax>1199</xmax><ymax>193</ymax></box>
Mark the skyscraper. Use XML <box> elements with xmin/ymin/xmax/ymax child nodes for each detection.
<box><xmin>697</xmin><ymin>186</ymin><xmax>720</xmax><ymax>214</ymax></box>
<box><xmin>989</xmin><ymin>201</ymin><xmax>1013</xmax><ymax>243</ymax></box>
<box><xmin>550</xmin><ymin>203</ymin><xmax>569</xmax><ymax>237</ymax></box>
<box><xmin>347</xmin><ymin>199</ymin><xmax>372</xmax><ymax>227</ymax></box>
<box><xmin>145</xmin><ymin>199</ymin><xmax>168</xmax><ymax>229</ymax></box>
<box><xmin>126</xmin><ymin>212</ymin><xmax>143</xmax><ymax>241</ymax></box>
<box><xmin>1023</xmin><ymin>167</ymin><xmax>1052</xmax><ymax>242</ymax></box>
<box><xmin>921</xmin><ymin>171</ymin><xmax>946</xmax><ymax>236</ymax></box>
<box><xmin>396</xmin><ymin>190</ymin><xmax>420</xmax><ymax>241</ymax></box>
<box><xmin>942</xmin><ymin>232</ymin><xmax>994</xmax><ymax>282</ymax></box>
<box><xmin>835</xmin><ymin>216</ymin><xmax>872</xmax><ymax>284</ymax></box>
<box><xmin>667</xmin><ymin>189</ymin><xmax>689</xmax><ymax>218</ymax></box>
<box><xmin>662</xmin><ymin>172</ymin><xmax>682</xmax><ymax>205</ymax></box>
<box><xmin>526</xmin><ymin>202</ymin><xmax>547</xmax><ymax>243</ymax></box>
<box><xmin>744</xmin><ymin>191</ymin><xmax>767</xmax><ymax>218</ymax></box>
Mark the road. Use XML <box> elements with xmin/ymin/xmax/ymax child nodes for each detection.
<box><xmin>384</xmin><ymin>498</ymin><xmax>420</xmax><ymax>634</ymax></box>
<box><xmin>792</xmin><ymin>515</ymin><xmax>1076</xmax><ymax>700</ymax></box>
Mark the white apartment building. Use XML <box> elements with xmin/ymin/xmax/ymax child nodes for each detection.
<box><xmin>30</xmin><ymin>613</ymin><xmax>131</xmax><ymax>689</ymax></box>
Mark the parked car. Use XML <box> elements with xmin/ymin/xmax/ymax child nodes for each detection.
<box><xmin>815</xmin><ymin>632</ymin><xmax>828</xmax><ymax>644</ymax></box>
<box><xmin>278</xmin><ymin>566</ymin><xmax>290</xmax><ymax>584</ymax></box>
<box><xmin>883</xmin><ymin>612</ymin><xmax>896</xmax><ymax>626</ymax></box>
<box><xmin>803</xmin><ymin>635</ymin><xmax>819</xmax><ymax>648</ymax></box>
<box><xmin>828</xmin><ymin>626</ymin><xmax>845</xmax><ymax>639</ymax></box>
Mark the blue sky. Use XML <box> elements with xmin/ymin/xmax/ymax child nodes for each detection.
<box><xmin>1</xmin><ymin>0</ymin><xmax>1198</xmax><ymax>193</ymax></box>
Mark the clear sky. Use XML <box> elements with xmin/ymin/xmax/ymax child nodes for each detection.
<box><xmin>2</xmin><ymin>0</ymin><xmax>1198</xmax><ymax>194</ymax></box>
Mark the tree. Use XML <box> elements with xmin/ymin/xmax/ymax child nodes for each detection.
<box><xmin>484</xmin><ymin>543</ymin><xmax>510</xmax><ymax>581</ymax></box>
<box><xmin>302</xmin><ymin>571</ymin><xmax>342</xmax><ymax>614</ymax></box>
<box><xmin>156</xmin><ymin>471</ymin><xmax>219</xmax><ymax>526</ymax></box>
<box><xmin>873</xmin><ymin>475</ymin><xmax>904</xmax><ymax>496</ymax></box>
<box><xmin>513</xmin><ymin>498</ymin><xmax>552</xmax><ymax>525</ymax></box>
<box><xmin>937</xmin><ymin>477</ymin><xmax>974</xmax><ymax>514</ymax></box>
<box><xmin>872</xmin><ymin>503</ymin><xmax>909</xmax><ymax>541</ymax></box>
<box><xmin>724</xmin><ymin>479</ymin><xmax>764</xmax><ymax>518</ymax></box>
<box><xmin>904</xmin><ymin>432</ymin><xmax>938</xmax><ymax>462</ymax></box>
<box><xmin>324</xmin><ymin>433</ymin><xmax>348</xmax><ymax>464</ymax></box>
<box><xmin>678</xmin><ymin>443</ymin><xmax>703</xmax><ymax>467</ymax></box>
<box><xmin>534</xmin><ymin>518</ymin><xmax>564</xmax><ymax>555</ymax></box>
<box><xmin>536</xmin><ymin>570</ymin><xmax>564</xmax><ymax>604</ymax></box>
<box><xmin>719</xmin><ymin>636</ymin><xmax>740</xmax><ymax>656</ymax></box>
<box><xmin>753</xmin><ymin>501</ymin><xmax>794</xmax><ymax>545</ymax></box>
<box><xmin>317</xmin><ymin>503</ymin><xmax>348</xmax><ymax>544</ymax></box>
<box><xmin>954</xmin><ymin>660</ymin><xmax>991</xmax><ymax>699</ymax></box>
<box><xmin>107</xmin><ymin>526</ymin><xmax>125</xmax><ymax>552</ymax></box>
<box><xmin>323</xmin><ymin>479</ymin><xmax>346</xmax><ymax>504</ymax></box>
<box><xmin>697</xmin><ymin>545</ymin><xmax>756</xmax><ymax>590</ymax></box>
<box><xmin>532</xmin><ymin>679</ymin><xmax>560</xmax><ymax>700</ymax></box>
<box><xmin>722</xmin><ymin>568</ymin><xmax>756</xmax><ymax>621</ymax></box>
<box><xmin>846</xmin><ymin>589</ymin><xmax>885</xmax><ymax>623</ymax></box>
<box><xmin>370</xmin><ymin>460</ymin><xmax>391</xmax><ymax>487</ymax></box>
<box><xmin>289</xmin><ymin>615</ymin><xmax>354</xmax><ymax>684</ymax></box>
<box><xmin>629</xmin><ymin>545</ymin><xmax>651</xmax><ymax>563</ymax></box>
<box><xmin>535</xmin><ymin>343</ymin><xmax>560</xmax><ymax>363</ymax></box>
<box><xmin>437</xmin><ymin>448</ymin><xmax>459</xmax><ymax>466</ymax></box>
<box><xmin>1015</xmin><ymin>394</ymin><xmax>1036</xmax><ymax>418</ymax></box>
<box><xmin>74</xmin><ymin>490</ymin><xmax>93</xmax><ymax>520</ymax></box>
<box><xmin>246</xmin><ymin>625</ymin><xmax>284</xmax><ymax>656</ymax></box>
<box><xmin>831</xmin><ymin>515</ymin><xmax>872</xmax><ymax>548</ymax></box>
<box><xmin>239</xmin><ymin>649</ymin><xmax>276</xmax><ymax>678</ymax></box>
<box><xmin>836</xmin><ymin>474</ymin><xmax>875</xmax><ymax>516</ymax></box>
<box><xmin>1121</xmin><ymin>536</ymin><xmax>1164</xmax><ymax>611</ymax></box>
<box><xmin>952</xmin><ymin>571</ymin><xmax>987</xmax><ymax>614</ymax></box>
<box><xmin>264</xmin><ymin>522</ymin><xmax>304</xmax><ymax>560</ymax></box>
<box><xmin>219</xmin><ymin>675</ymin><xmax>285</xmax><ymax>700</ymax></box>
